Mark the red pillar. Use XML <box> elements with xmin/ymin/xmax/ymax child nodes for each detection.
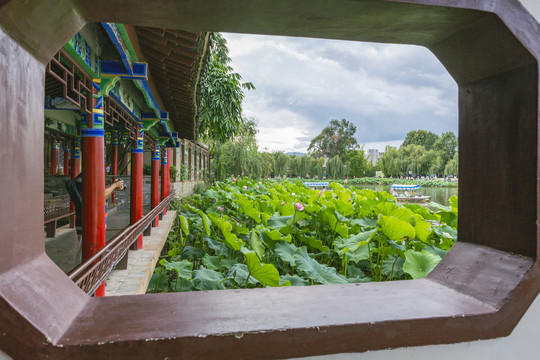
<box><xmin>81</xmin><ymin>78</ymin><xmax>106</xmax><ymax>297</ymax></box>
<box><xmin>81</xmin><ymin>128</ymin><xmax>106</xmax><ymax>296</ymax></box>
<box><xmin>167</xmin><ymin>147</ymin><xmax>172</xmax><ymax>196</ymax></box>
<box><xmin>64</xmin><ymin>147</ymin><xmax>70</xmax><ymax>176</ymax></box>
<box><xmin>111</xmin><ymin>133</ymin><xmax>118</xmax><ymax>204</ymax></box>
<box><xmin>161</xmin><ymin>147</ymin><xmax>168</xmax><ymax>215</ymax></box>
<box><xmin>130</xmin><ymin>122</ymin><xmax>144</xmax><ymax>250</ymax></box>
<box><xmin>151</xmin><ymin>144</ymin><xmax>160</xmax><ymax>227</ymax></box>
<box><xmin>50</xmin><ymin>141</ymin><xmax>57</xmax><ymax>175</ymax></box>
<box><xmin>69</xmin><ymin>140</ymin><xmax>80</xmax><ymax>228</ymax></box>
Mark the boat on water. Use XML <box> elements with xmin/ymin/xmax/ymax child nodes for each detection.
<box><xmin>304</xmin><ymin>182</ymin><xmax>329</xmax><ymax>189</ymax></box>
<box><xmin>390</xmin><ymin>184</ymin><xmax>431</xmax><ymax>203</ymax></box>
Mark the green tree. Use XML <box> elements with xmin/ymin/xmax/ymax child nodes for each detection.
<box><xmin>343</xmin><ymin>149</ymin><xmax>369</xmax><ymax>177</ymax></box>
<box><xmin>326</xmin><ymin>155</ymin><xmax>345</xmax><ymax>179</ymax></box>
<box><xmin>260</xmin><ymin>152</ymin><xmax>275</xmax><ymax>178</ymax></box>
<box><xmin>433</xmin><ymin>131</ymin><xmax>458</xmax><ymax>162</ymax></box>
<box><xmin>444</xmin><ymin>151</ymin><xmax>459</xmax><ymax>176</ymax></box>
<box><xmin>198</xmin><ymin>33</ymin><xmax>255</xmax><ymax>143</ymax></box>
<box><xmin>307</xmin><ymin>119</ymin><xmax>359</xmax><ymax>158</ymax></box>
<box><xmin>401</xmin><ymin>130</ymin><xmax>439</xmax><ymax>151</ymax></box>
<box><xmin>273</xmin><ymin>152</ymin><xmax>289</xmax><ymax>177</ymax></box>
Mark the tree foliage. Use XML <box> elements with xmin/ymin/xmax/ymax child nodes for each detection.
<box><xmin>402</xmin><ymin>130</ymin><xmax>439</xmax><ymax>151</ymax></box>
<box><xmin>326</xmin><ymin>155</ymin><xmax>345</xmax><ymax>179</ymax></box>
<box><xmin>308</xmin><ymin>119</ymin><xmax>359</xmax><ymax>159</ymax></box>
<box><xmin>198</xmin><ymin>33</ymin><xmax>255</xmax><ymax>143</ymax></box>
<box><xmin>381</xmin><ymin>131</ymin><xmax>458</xmax><ymax>178</ymax></box>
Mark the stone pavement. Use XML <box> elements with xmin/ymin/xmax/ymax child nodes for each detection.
<box><xmin>105</xmin><ymin>210</ymin><xmax>175</xmax><ymax>296</ymax></box>
<box><xmin>44</xmin><ymin>206</ymin><xmax>176</xmax><ymax>295</ymax></box>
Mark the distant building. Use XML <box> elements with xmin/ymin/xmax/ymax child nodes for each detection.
<box><xmin>365</xmin><ymin>149</ymin><xmax>382</xmax><ymax>165</ymax></box>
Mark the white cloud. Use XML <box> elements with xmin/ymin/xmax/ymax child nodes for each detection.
<box><xmin>223</xmin><ymin>33</ymin><xmax>458</xmax><ymax>153</ymax></box>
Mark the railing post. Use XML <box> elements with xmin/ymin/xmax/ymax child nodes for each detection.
<box><xmin>151</xmin><ymin>143</ymin><xmax>160</xmax><ymax>227</ymax></box>
<box><xmin>130</xmin><ymin>121</ymin><xmax>144</xmax><ymax>250</ymax></box>
<box><xmin>81</xmin><ymin>79</ymin><xmax>106</xmax><ymax>297</ymax></box>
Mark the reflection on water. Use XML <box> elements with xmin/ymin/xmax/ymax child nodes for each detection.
<box><xmin>352</xmin><ymin>184</ymin><xmax>458</xmax><ymax>206</ymax></box>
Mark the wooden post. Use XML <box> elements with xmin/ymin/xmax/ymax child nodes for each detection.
<box><xmin>151</xmin><ymin>144</ymin><xmax>160</xmax><ymax>227</ymax></box>
<box><xmin>50</xmin><ymin>140</ymin><xmax>57</xmax><ymax>175</ymax></box>
<box><xmin>130</xmin><ymin>122</ymin><xmax>144</xmax><ymax>250</ymax></box>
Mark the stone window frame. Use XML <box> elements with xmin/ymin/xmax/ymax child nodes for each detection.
<box><xmin>0</xmin><ymin>0</ymin><xmax>539</xmax><ymax>358</ymax></box>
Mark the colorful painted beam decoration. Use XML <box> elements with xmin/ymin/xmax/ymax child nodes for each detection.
<box><xmin>63</xmin><ymin>32</ymin><xmax>100</xmax><ymax>78</ymax></box>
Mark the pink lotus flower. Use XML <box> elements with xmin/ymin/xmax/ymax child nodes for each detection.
<box><xmin>352</xmin><ymin>191</ymin><xmax>356</xmax><ymax>195</ymax></box>
<box><xmin>344</xmin><ymin>179</ymin><xmax>348</xmax><ymax>183</ymax></box>
<box><xmin>311</xmin><ymin>187</ymin><xmax>315</xmax><ymax>190</ymax></box>
<box><xmin>232</xmin><ymin>177</ymin><xmax>237</xmax><ymax>182</ymax></box>
<box><xmin>241</xmin><ymin>172</ymin><xmax>244</xmax><ymax>176</ymax></box>
<box><xmin>256</xmin><ymin>185</ymin><xmax>260</xmax><ymax>189</ymax></box>
<box><xmin>258</xmin><ymin>181</ymin><xmax>262</xmax><ymax>185</ymax></box>
<box><xmin>291</xmin><ymin>192</ymin><xmax>295</xmax><ymax>196</ymax></box>
<box><xmin>217</xmin><ymin>206</ymin><xmax>224</xmax><ymax>212</ymax></box>
<box><xmin>243</xmin><ymin>185</ymin><xmax>247</xmax><ymax>190</ymax></box>
<box><xmin>281</xmin><ymin>201</ymin><xmax>286</xmax><ymax>206</ymax></box>
<box><xmin>295</xmin><ymin>202</ymin><xmax>305</xmax><ymax>211</ymax></box>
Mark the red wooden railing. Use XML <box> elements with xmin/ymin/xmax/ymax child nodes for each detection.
<box><xmin>68</xmin><ymin>194</ymin><xmax>174</xmax><ymax>294</ymax></box>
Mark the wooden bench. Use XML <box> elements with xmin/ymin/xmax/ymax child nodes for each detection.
<box><xmin>44</xmin><ymin>195</ymin><xmax>75</xmax><ymax>238</ymax></box>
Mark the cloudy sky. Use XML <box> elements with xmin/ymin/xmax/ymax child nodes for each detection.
<box><xmin>222</xmin><ymin>33</ymin><xmax>458</xmax><ymax>153</ymax></box>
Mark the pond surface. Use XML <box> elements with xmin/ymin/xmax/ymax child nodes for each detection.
<box><xmin>351</xmin><ymin>184</ymin><xmax>458</xmax><ymax>206</ymax></box>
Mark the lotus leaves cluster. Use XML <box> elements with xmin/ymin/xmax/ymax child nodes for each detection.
<box><xmin>149</xmin><ymin>178</ymin><xmax>457</xmax><ymax>292</ymax></box>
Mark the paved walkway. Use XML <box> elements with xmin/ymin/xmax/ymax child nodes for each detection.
<box><xmin>44</xmin><ymin>207</ymin><xmax>176</xmax><ymax>295</ymax></box>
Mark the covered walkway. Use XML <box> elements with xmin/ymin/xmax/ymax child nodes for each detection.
<box><xmin>45</xmin><ymin>207</ymin><xmax>176</xmax><ymax>295</ymax></box>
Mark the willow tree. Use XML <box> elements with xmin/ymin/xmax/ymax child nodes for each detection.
<box><xmin>198</xmin><ymin>33</ymin><xmax>254</xmax><ymax>144</ymax></box>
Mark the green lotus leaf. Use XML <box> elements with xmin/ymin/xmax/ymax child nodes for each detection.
<box><xmin>179</xmin><ymin>215</ymin><xmax>189</xmax><ymax>235</ymax></box>
<box><xmin>378</xmin><ymin>215</ymin><xmax>415</xmax><ymax>241</ymax></box>
<box><xmin>245</xmin><ymin>253</ymin><xmax>280</xmax><ymax>287</ymax></box>
<box><xmin>423</xmin><ymin>244</ymin><xmax>448</xmax><ymax>259</ymax></box>
<box><xmin>294</xmin><ymin>247</ymin><xmax>348</xmax><ymax>284</ymax></box>
<box><xmin>250</xmin><ymin>229</ymin><xmax>265</xmax><ymax>259</ymax></box>
<box><xmin>280</xmin><ymin>203</ymin><xmax>296</xmax><ymax>216</ymax></box>
<box><xmin>350</xmin><ymin>217</ymin><xmax>378</xmax><ymax>229</ymax></box>
<box><xmin>227</xmin><ymin>263</ymin><xmax>259</xmax><ymax>286</ymax></box>
<box><xmin>238</xmin><ymin>196</ymin><xmax>261</xmax><ymax>223</ymax></box>
<box><xmin>345</xmin><ymin>244</ymin><xmax>371</xmax><ymax>263</ymax></box>
<box><xmin>333</xmin><ymin>229</ymin><xmax>375</xmax><ymax>257</ymax></box>
<box><xmin>404</xmin><ymin>204</ymin><xmax>440</xmax><ymax>221</ymax></box>
<box><xmin>402</xmin><ymin>250</ymin><xmax>441</xmax><ymax>279</ymax></box>
<box><xmin>148</xmin><ymin>271</ymin><xmax>169</xmax><ymax>292</ymax></box>
<box><xmin>413</xmin><ymin>214</ymin><xmax>432</xmax><ymax>242</ymax></box>
<box><xmin>264</xmin><ymin>228</ymin><xmax>291</xmax><ymax>242</ymax></box>
<box><xmin>274</xmin><ymin>241</ymin><xmax>298</xmax><ymax>266</ymax></box>
<box><xmin>433</xmin><ymin>224</ymin><xmax>457</xmax><ymax>242</ymax></box>
<box><xmin>381</xmin><ymin>257</ymin><xmax>405</xmax><ymax>278</ymax></box>
<box><xmin>203</xmin><ymin>236</ymin><xmax>229</xmax><ymax>256</ymax></box>
<box><xmin>299</xmin><ymin>235</ymin><xmax>329</xmax><ymax>252</ymax></box>
<box><xmin>279</xmin><ymin>274</ymin><xmax>309</xmax><ymax>286</ymax></box>
<box><xmin>374</xmin><ymin>202</ymin><xmax>415</xmax><ymax>223</ymax></box>
<box><xmin>428</xmin><ymin>201</ymin><xmax>452</xmax><ymax>212</ymax></box>
<box><xmin>449</xmin><ymin>196</ymin><xmax>458</xmax><ymax>214</ymax></box>
<box><xmin>268</xmin><ymin>215</ymin><xmax>293</xmax><ymax>230</ymax></box>
<box><xmin>193</xmin><ymin>267</ymin><xmax>225</xmax><ymax>290</ymax></box>
<box><xmin>202</xmin><ymin>255</ymin><xmax>236</xmax><ymax>272</ymax></box>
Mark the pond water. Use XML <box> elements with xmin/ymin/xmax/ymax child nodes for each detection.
<box><xmin>351</xmin><ymin>184</ymin><xmax>458</xmax><ymax>206</ymax></box>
